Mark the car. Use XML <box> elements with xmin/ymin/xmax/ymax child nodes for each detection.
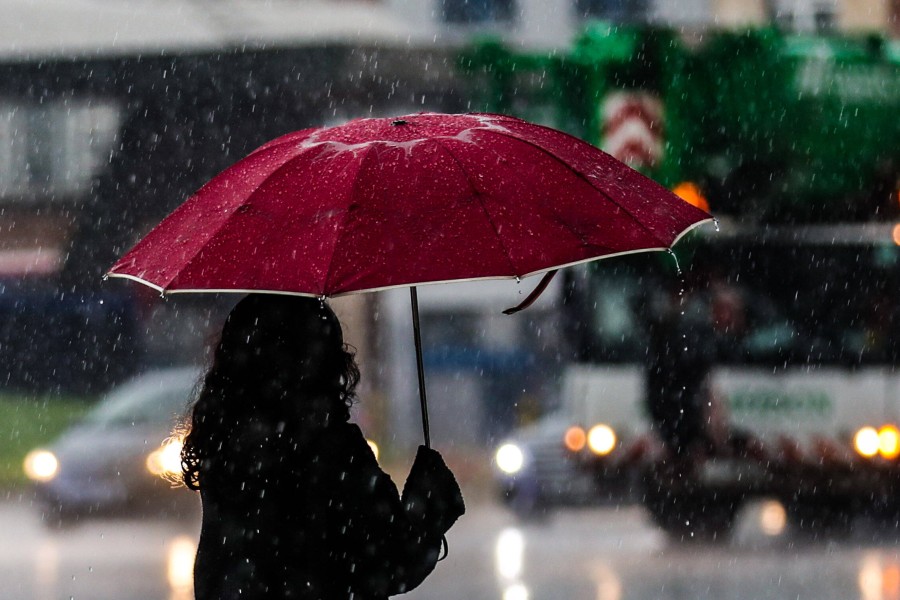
<box><xmin>492</xmin><ymin>411</ymin><xmax>647</xmax><ymax>519</ymax></box>
<box><xmin>24</xmin><ymin>366</ymin><xmax>203</xmax><ymax>524</ymax></box>
<box><xmin>492</xmin><ymin>413</ymin><xmax>601</xmax><ymax>519</ymax></box>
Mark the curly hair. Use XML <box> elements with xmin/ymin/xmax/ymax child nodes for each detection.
<box><xmin>181</xmin><ymin>294</ymin><xmax>360</xmax><ymax>490</ymax></box>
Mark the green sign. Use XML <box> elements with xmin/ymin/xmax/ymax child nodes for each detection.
<box><xmin>795</xmin><ymin>59</ymin><xmax>900</xmax><ymax>102</ymax></box>
<box><xmin>727</xmin><ymin>389</ymin><xmax>832</xmax><ymax>416</ymax></box>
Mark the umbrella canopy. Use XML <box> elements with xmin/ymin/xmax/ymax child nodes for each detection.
<box><xmin>108</xmin><ymin>112</ymin><xmax>710</xmax><ymax>297</ymax></box>
<box><xmin>108</xmin><ymin>112</ymin><xmax>712</xmax><ymax>447</ymax></box>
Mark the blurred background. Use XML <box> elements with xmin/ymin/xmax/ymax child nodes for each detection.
<box><xmin>2</xmin><ymin>1</ymin><xmax>900</xmax><ymax>599</ymax></box>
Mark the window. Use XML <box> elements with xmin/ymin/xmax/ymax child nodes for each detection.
<box><xmin>441</xmin><ymin>0</ymin><xmax>516</xmax><ymax>24</ymax></box>
<box><xmin>578</xmin><ymin>240</ymin><xmax>900</xmax><ymax>368</ymax></box>
<box><xmin>574</xmin><ymin>0</ymin><xmax>650</xmax><ymax>23</ymax></box>
<box><xmin>772</xmin><ymin>0</ymin><xmax>835</xmax><ymax>32</ymax></box>
<box><xmin>813</xmin><ymin>7</ymin><xmax>835</xmax><ymax>32</ymax></box>
<box><xmin>0</xmin><ymin>100</ymin><xmax>120</xmax><ymax>200</ymax></box>
<box><xmin>0</xmin><ymin>105</ymin><xmax>28</xmax><ymax>195</ymax></box>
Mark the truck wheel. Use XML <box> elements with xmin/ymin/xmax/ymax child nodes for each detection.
<box><xmin>644</xmin><ymin>487</ymin><xmax>738</xmax><ymax>543</ymax></box>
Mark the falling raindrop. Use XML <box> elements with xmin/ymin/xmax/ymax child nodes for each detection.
<box><xmin>666</xmin><ymin>249</ymin><xmax>681</xmax><ymax>275</ymax></box>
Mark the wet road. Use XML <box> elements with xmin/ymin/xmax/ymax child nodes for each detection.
<box><xmin>4</xmin><ymin>494</ymin><xmax>900</xmax><ymax>600</ymax></box>
<box><xmin>416</xmin><ymin>501</ymin><xmax>900</xmax><ymax>600</ymax></box>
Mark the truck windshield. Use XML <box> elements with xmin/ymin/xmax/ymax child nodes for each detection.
<box><xmin>576</xmin><ymin>226</ymin><xmax>900</xmax><ymax>368</ymax></box>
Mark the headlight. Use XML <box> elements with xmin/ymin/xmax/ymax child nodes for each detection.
<box><xmin>854</xmin><ymin>427</ymin><xmax>880</xmax><ymax>457</ymax></box>
<box><xmin>587</xmin><ymin>424</ymin><xmax>616</xmax><ymax>456</ymax></box>
<box><xmin>879</xmin><ymin>425</ymin><xmax>900</xmax><ymax>459</ymax></box>
<box><xmin>563</xmin><ymin>426</ymin><xmax>586</xmax><ymax>452</ymax></box>
<box><xmin>147</xmin><ymin>436</ymin><xmax>184</xmax><ymax>479</ymax></box>
<box><xmin>854</xmin><ymin>425</ymin><xmax>900</xmax><ymax>459</ymax></box>
<box><xmin>495</xmin><ymin>443</ymin><xmax>525</xmax><ymax>475</ymax></box>
<box><xmin>759</xmin><ymin>500</ymin><xmax>787</xmax><ymax>536</ymax></box>
<box><xmin>367</xmin><ymin>439</ymin><xmax>379</xmax><ymax>462</ymax></box>
<box><xmin>23</xmin><ymin>449</ymin><xmax>59</xmax><ymax>482</ymax></box>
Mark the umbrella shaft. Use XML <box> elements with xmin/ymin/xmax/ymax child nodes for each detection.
<box><xmin>410</xmin><ymin>287</ymin><xmax>431</xmax><ymax>449</ymax></box>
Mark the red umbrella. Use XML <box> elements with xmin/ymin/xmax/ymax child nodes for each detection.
<box><xmin>108</xmin><ymin>112</ymin><xmax>711</xmax><ymax>446</ymax></box>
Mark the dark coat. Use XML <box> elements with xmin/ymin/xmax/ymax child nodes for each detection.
<box><xmin>193</xmin><ymin>420</ymin><xmax>464</xmax><ymax>600</ymax></box>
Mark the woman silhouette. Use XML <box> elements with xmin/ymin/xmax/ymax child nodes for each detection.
<box><xmin>181</xmin><ymin>294</ymin><xmax>465</xmax><ymax>600</ymax></box>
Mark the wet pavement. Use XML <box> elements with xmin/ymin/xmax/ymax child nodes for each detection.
<box><xmin>4</xmin><ymin>494</ymin><xmax>900</xmax><ymax>600</ymax></box>
<box><xmin>1</xmin><ymin>494</ymin><xmax>199</xmax><ymax>600</ymax></box>
<box><xmin>414</xmin><ymin>500</ymin><xmax>900</xmax><ymax>600</ymax></box>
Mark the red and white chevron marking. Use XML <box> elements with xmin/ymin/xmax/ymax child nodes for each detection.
<box><xmin>600</xmin><ymin>91</ymin><xmax>664</xmax><ymax>169</ymax></box>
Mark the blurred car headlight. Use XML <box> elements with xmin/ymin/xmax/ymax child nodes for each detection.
<box><xmin>759</xmin><ymin>499</ymin><xmax>787</xmax><ymax>536</ymax></box>
<box><xmin>854</xmin><ymin>427</ymin><xmax>880</xmax><ymax>457</ymax></box>
<box><xmin>564</xmin><ymin>426</ymin><xmax>586</xmax><ymax>452</ymax></box>
<box><xmin>23</xmin><ymin>449</ymin><xmax>59</xmax><ymax>482</ymax></box>
<box><xmin>879</xmin><ymin>425</ymin><xmax>900</xmax><ymax>459</ymax></box>
<box><xmin>854</xmin><ymin>425</ymin><xmax>900</xmax><ymax>459</ymax></box>
<box><xmin>587</xmin><ymin>424</ymin><xmax>616</xmax><ymax>456</ymax></box>
<box><xmin>495</xmin><ymin>443</ymin><xmax>525</xmax><ymax>475</ymax></box>
<box><xmin>367</xmin><ymin>439</ymin><xmax>379</xmax><ymax>462</ymax></box>
<box><xmin>147</xmin><ymin>436</ymin><xmax>185</xmax><ymax>479</ymax></box>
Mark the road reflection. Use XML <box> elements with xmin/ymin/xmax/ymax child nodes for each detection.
<box><xmin>588</xmin><ymin>564</ymin><xmax>622</xmax><ymax>600</ymax></box>
<box><xmin>10</xmin><ymin>499</ymin><xmax>900</xmax><ymax>600</ymax></box>
<box><xmin>33</xmin><ymin>540</ymin><xmax>58</xmax><ymax>600</ymax></box>
<box><xmin>860</xmin><ymin>553</ymin><xmax>900</xmax><ymax>600</ymax></box>
<box><xmin>481</xmin><ymin>501</ymin><xmax>900</xmax><ymax>600</ymax></box>
<box><xmin>494</xmin><ymin>522</ymin><xmax>629</xmax><ymax>600</ymax></box>
<box><xmin>166</xmin><ymin>535</ymin><xmax>196</xmax><ymax>600</ymax></box>
<box><xmin>495</xmin><ymin>527</ymin><xmax>527</xmax><ymax>599</ymax></box>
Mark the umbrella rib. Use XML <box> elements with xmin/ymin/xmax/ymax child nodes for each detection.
<box><xmin>321</xmin><ymin>144</ymin><xmax>379</xmax><ymax>294</ymax></box>
<box><xmin>482</xmin><ymin>128</ymin><xmax>675</xmax><ymax>248</ymax></box>
<box><xmin>149</xmin><ymin>200</ymin><xmax>253</xmax><ymax>292</ymax></box>
<box><xmin>430</xmin><ymin>137</ymin><xmax>520</xmax><ymax>275</ymax></box>
<box><xmin>160</xmin><ymin>145</ymin><xmax>323</xmax><ymax>291</ymax></box>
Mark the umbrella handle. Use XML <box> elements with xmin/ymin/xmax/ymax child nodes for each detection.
<box><xmin>410</xmin><ymin>287</ymin><xmax>431</xmax><ymax>449</ymax></box>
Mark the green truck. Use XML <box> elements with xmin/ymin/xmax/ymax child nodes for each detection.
<box><xmin>473</xmin><ymin>25</ymin><xmax>900</xmax><ymax>540</ymax></box>
<box><xmin>461</xmin><ymin>24</ymin><xmax>899</xmax><ymax>222</ymax></box>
